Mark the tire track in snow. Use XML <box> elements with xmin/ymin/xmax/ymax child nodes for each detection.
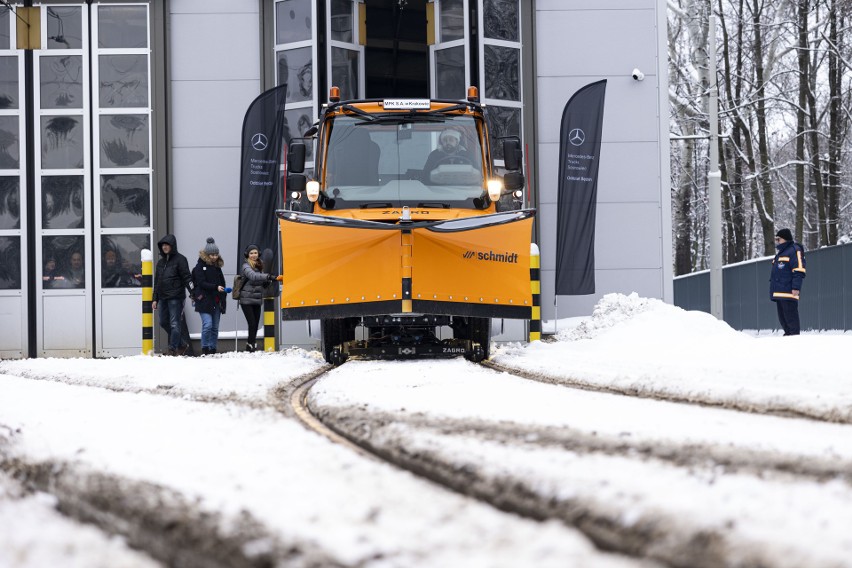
<box><xmin>484</xmin><ymin>360</ymin><xmax>852</xmax><ymax>424</ymax></box>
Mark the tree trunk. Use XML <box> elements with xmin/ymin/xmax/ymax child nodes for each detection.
<box><xmin>751</xmin><ymin>0</ymin><xmax>776</xmax><ymax>255</ymax></box>
<box><xmin>794</xmin><ymin>0</ymin><xmax>808</xmax><ymax>242</ymax></box>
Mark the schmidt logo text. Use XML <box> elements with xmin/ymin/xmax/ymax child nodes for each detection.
<box><xmin>463</xmin><ymin>250</ymin><xmax>519</xmax><ymax>264</ymax></box>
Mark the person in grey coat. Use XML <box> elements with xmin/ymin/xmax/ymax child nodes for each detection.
<box><xmin>239</xmin><ymin>244</ymin><xmax>280</xmax><ymax>352</ymax></box>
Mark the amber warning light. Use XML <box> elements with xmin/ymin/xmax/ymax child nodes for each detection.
<box><xmin>329</xmin><ymin>86</ymin><xmax>341</xmax><ymax>102</ymax></box>
<box><xmin>467</xmin><ymin>86</ymin><xmax>479</xmax><ymax>102</ymax></box>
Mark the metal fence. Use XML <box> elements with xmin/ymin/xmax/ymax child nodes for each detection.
<box><xmin>673</xmin><ymin>241</ymin><xmax>852</xmax><ymax>331</ymax></box>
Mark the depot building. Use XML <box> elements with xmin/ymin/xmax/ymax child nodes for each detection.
<box><xmin>0</xmin><ymin>0</ymin><xmax>671</xmax><ymax>358</ymax></box>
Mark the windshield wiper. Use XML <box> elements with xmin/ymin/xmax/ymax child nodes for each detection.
<box><xmin>360</xmin><ymin>202</ymin><xmax>394</xmax><ymax>209</ymax></box>
<box><xmin>340</xmin><ymin>104</ymin><xmax>376</xmax><ymax>121</ymax></box>
<box><xmin>416</xmin><ymin>202</ymin><xmax>450</xmax><ymax>209</ymax></box>
<box><xmin>421</xmin><ymin>104</ymin><xmax>468</xmax><ymax>116</ymax></box>
<box><xmin>366</xmin><ymin>115</ymin><xmax>447</xmax><ymax>125</ymax></box>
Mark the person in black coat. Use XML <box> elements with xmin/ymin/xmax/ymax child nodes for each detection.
<box><xmin>192</xmin><ymin>237</ymin><xmax>227</xmax><ymax>355</ymax></box>
<box><xmin>769</xmin><ymin>228</ymin><xmax>807</xmax><ymax>336</ymax></box>
<box><xmin>152</xmin><ymin>233</ymin><xmax>193</xmax><ymax>355</ymax></box>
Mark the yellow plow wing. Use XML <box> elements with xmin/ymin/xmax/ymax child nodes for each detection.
<box><xmin>277</xmin><ymin>210</ymin><xmax>535</xmax><ymax>320</ymax></box>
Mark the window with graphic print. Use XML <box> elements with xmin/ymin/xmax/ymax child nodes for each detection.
<box><xmin>46</xmin><ymin>7</ymin><xmax>83</xmax><ymax>50</ymax></box>
<box><xmin>100</xmin><ymin>174</ymin><xmax>150</xmax><ymax>228</ymax></box>
<box><xmin>100</xmin><ymin>115</ymin><xmax>149</xmax><ymax>168</ymax></box>
<box><xmin>99</xmin><ymin>55</ymin><xmax>148</xmax><ymax>108</ymax></box>
<box><xmin>41</xmin><ymin>115</ymin><xmax>83</xmax><ymax>169</ymax></box>
<box><xmin>0</xmin><ymin>177</ymin><xmax>19</xmax><ymax>229</ymax></box>
<box><xmin>42</xmin><ymin>175</ymin><xmax>84</xmax><ymax>229</ymax></box>
<box><xmin>0</xmin><ymin>236</ymin><xmax>20</xmax><ymax>290</ymax></box>
<box><xmin>98</xmin><ymin>5</ymin><xmax>148</xmax><ymax>49</ymax></box>
<box><xmin>276</xmin><ymin>0</ymin><xmax>312</xmax><ymax>44</ymax></box>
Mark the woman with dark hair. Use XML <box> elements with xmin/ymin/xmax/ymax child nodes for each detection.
<box><xmin>192</xmin><ymin>237</ymin><xmax>227</xmax><ymax>355</ymax></box>
<box><xmin>238</xmin><ymin>244</ymin><xmax>279</xmax><ymax>352</ymax></box>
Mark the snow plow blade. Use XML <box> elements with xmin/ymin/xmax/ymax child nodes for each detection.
<box><xmin>276</xmin><ymin>210</ymin><xmax>535</xmax><ymax>321</ymax></box>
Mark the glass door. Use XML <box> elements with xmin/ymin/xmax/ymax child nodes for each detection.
<box><xmin>274</xmin><ymin>0</ymin><xmax>318</xmax><ymax>168</ymax></box>
<box><xmin>478</xmin><ymin>0</ymin><xmax>522</xmax><ymax>163</ymax></box>
<box><xmin>92</xmin><ymin>3</ymin><xmax>153</xmax><ymax>357</ymax></box>
<box><xmin>0</xmin><ymin>6</ymin><xmax>26</xmax><ymax>357</ymax></box>
<box><xmin>429</xmin><ymin>0</ymin><xmax>469</xmax><ymax>100</ymax></box>
<box><xmin>35</xmin><ymin>3</ymin><xmax>92</xmax><ymax>356</ymax></box>
<box><xmin>327</xmin><ymin>0</ymin><xmax>363</xmax><ymax>101</ymax></box>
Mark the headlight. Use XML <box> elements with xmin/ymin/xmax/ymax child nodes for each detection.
<box><xmin>487</xmin><ymin>179</ymin><xmax>503</xmax><ymax>202</ymax></box>
<box><xmin>306</xmin><ymin>180</ymin><xmax>320</xmax><ymax>202</ymax></box>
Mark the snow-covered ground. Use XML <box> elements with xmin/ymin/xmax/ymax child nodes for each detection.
<box><xmin>1</xmin><ymin>293</ymin><xmax>850</xmax><ymax>567</ymax></box>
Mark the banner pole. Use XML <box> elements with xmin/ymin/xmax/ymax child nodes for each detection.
<box><xmin>554</xmin><ymin>296</ymin><xmax>558</xmax><ymax>335</ymax></box>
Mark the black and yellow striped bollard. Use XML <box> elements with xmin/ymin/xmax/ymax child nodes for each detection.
<box><xmin>263</xmin><ymin>295</ymin><xmax>276</xmax><ymax>352</ymax></box>
<box><xmin>141</xmin><ymin>249</ymin><xmax>154</xmax><ymax>355</ymax></box>
<box><xmin>529</xmin><ymin>243</ymin><xmax>541</xmax><ymax>342</ymax></box>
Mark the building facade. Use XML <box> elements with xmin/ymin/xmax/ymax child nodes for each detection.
<box><xmin>0</xmin><ymin>0</ymin><xmax>671</xmax><ymax>359</ymax></box>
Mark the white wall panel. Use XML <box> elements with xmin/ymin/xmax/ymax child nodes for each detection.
<box><xmin>172</xmin><ymin>147</ymin><xmax>241</xmax><ymax>209</ymax></box>
<box><xmin>534</xmin><ymin>1</ymin><xmax>671</xmax><ymax>318</ymax></box>
<box><xmin>170</xmin><ymin>0</ymin><xmax>259</xmax><ymax>15</ymax></box>
<box><xmin>0</xmin><ymin>296</ymin><xmax>23</xmax><ymax>353</ymax></box>
<box><xmin>171</xmin><ymin>207</ymin><xmax>241</xmax><ymax>271</ymax></box>
<box><xmin>537</xmin><ymin>141</ymin><xmax>662</xmax><ymax>204</ymax></box>
<box><xmin>100</xmin><ymin>294</ymin><xmax>141</xmax><ymax>352</ymax></box>
<box><xmin>536</xmin><ymin>77</ymin><xmax>660</xmax><ymax>144</ymax></box>
<box><xmin>42</xmin><ymin>295</ymin><xmax>87</xmax><ymax>352</ymax></box>
<box><xmin>170</xmin><ymin>14</ymin><xmax>260</xmax><ymax>81</ymax></box>
<box><xmin>535</xmin><ymin>10</ymin><xmax>657</xmax><ymax>78</ymax></box>
<box><xmin>540</xmin><ymin>267</ymin><xmax>664</xmax><ymax>321</ymax></box>
<box><xmin>170</xmin><ymin>80</ymin><xmax>260</xmax><ymax>148</ymax></box>
<box><xmin>536</xmin><ymin>0</ymin><xmax>656</xmax><ymax>10</ymax></box>
<box><xmin>538</xmin><ymin>202</ymin><xmax>662</xmax><ymax>271</ymax></box>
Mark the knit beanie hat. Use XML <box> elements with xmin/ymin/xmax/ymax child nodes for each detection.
<box><xmin>775</xmin><ymin>228</ymin><xmax>793</xmax><ymax>242</ymax></box>
<box><xmin>203</xmin><ymin>237</ymin><xmax>219</xmax><ymax>255</ymax></box>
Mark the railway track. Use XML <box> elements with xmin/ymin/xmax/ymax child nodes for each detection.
<box><xmin>290</xmin><ymin>357</ymin><xmax>852</xmax><ymax>568</ymax></box>
<box><xmin>482</xmin><ymin>359</ymin><xmax>852</xmax><ymax>424</ymax></box>
<box><xmin>4</xmin><ymin>355</ymin><xmax>852</xmax><ymax>567</ymax></box>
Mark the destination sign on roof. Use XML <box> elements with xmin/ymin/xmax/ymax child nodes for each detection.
<box><xmin>382</xmin><ymin>99</ymin><xmax>431</xmax><ymax>110</ymax></box>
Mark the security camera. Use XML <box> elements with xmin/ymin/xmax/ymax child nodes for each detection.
<box><xmin>632</xmin><ymin>68</ymin><xmax>645</xmax><ymax>81</ymax></box>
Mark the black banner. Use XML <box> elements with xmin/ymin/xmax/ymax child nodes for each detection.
<box><xmin>555</xmin><ymin>80</ymin><xmax>607</xmax><ymax>295</ymax></box>
<box><xmin>237</xmin><ymin>84</ymin><xmax>288</xmax><ymax>272</ymax></box>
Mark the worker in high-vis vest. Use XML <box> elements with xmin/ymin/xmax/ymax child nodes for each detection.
<box><xmin>769</xmin><ymin>228</ymin><xmax>807</xmax><ymax>336</ymax></box>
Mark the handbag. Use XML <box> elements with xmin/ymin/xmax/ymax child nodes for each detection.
<box><xmin>231</xmin><ymin>275</ymin><xmax>246</xmax><ymax>300</ymax></box>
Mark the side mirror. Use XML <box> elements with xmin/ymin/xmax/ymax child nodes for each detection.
<box><xmin>287</xmin><ymin>173</ymin><xmax>306</xmax><ymax>193</ymax></box>
<box><xmin>287</xmin><ymin>143</ymin><xmax>306</xmax><ymax>174</ymax></box>
<box><xmin>503</xmin><ymin>171</ymin><xmax>525</xmax><ymax>191</ymax></box>
<box><xmin>502</xmin><ymin>139</ymin><xmax>522</xmax><ymax>171</ymax></box>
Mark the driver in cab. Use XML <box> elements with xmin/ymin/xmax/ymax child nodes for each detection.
<box><xmin>423</xmin><ymin>127</ymin><xmax>479</xmax><ymax>180</ymax></box>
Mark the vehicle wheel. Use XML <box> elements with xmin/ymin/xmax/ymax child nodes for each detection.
<box><xmin>465</xmin><ymin>317</ymin><xmax>491</xmax><ymax>361</ymax></box>
<box><xmin>320</xmin><ymin>319</ymin><xmax>341</xmax><ymax>365</ymax></box>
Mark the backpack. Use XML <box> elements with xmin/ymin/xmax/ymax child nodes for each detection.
<box><xmin>232</xmin><ymin>274</ymin><xmax>246</xmax><ymax>300</ymax></box>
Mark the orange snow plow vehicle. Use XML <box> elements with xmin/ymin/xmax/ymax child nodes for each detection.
<box><xmin>279</xmin><ymin>86</ymin><xmax>534</xmax><ymax>365</ymax></box>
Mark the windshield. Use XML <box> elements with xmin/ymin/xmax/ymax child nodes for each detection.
<box><xmin>321</xmin><ymin>115</ymin><xmax>486</xmax><ymax>210</ymax></box>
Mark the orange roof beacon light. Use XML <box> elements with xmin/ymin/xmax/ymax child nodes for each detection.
<box><xmin>329</xmin><ymin>86</ymin><xmax>341</xmax><ymax>103</ymax></box>
<box><xmin>467</xmin><ymin>86</ymin><xmax>479</xmax><ymax>102</ymax></box>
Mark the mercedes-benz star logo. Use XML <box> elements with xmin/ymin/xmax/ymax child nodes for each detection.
<box><xmin>251</xmin><ymin>133</ymin><xmax>268</xmax><ymax>151</ymax></box>
<box><xmin>569</xmin><ymin>128</ymin><xmax>586</xmax><ymax>147</ymax></box>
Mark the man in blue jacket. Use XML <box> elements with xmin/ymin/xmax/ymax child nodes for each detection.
<box><xmin>770</xmin><ymin>228</ymin><xmax>806</xmax><ymax>335</ymax></box>
<box><xmin>152</xmin><ymin>234</ymin><xmax>193</xmax><ymax>355</ymax></box>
